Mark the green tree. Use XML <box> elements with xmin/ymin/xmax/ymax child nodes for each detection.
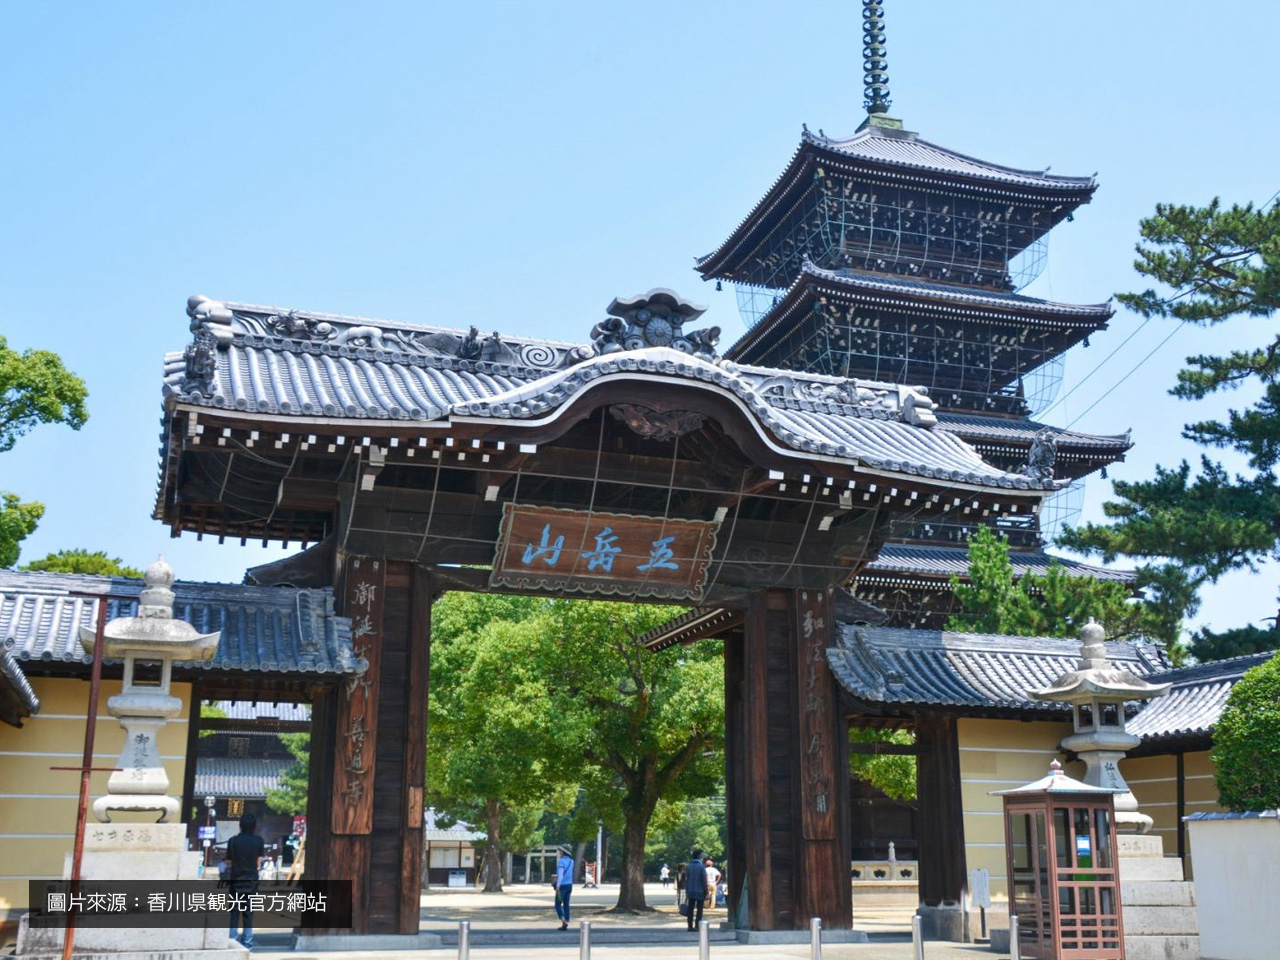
<box><xmin>541</xmin><ymin>600</ymin><xmax>724</xmax><ymax>913</ymax></box>
<box><xmin>1060</xmin><ymin>198</ymin><xmax>1280</xmax><ymax>660</ymax></box>
<box><xmin>427</xmin><ymin>593</ymin><xmax>565</xmax><ymax>892</ymax></box>
<box><xmin>0</xmin><ymin>494</ymin><xmax>43</xmax><ymax>569</ymax></box>
<box><xmin>947</xmin><ymin>526</ymin><xmax>1174</xmax><ymax>652</ymax></box>
<box><xmin>265</xmin><ymin>732</ymin><xmax>311</xmax><ymax>815</ymax></box>
<box><xmin>1211</xmin><ymin>654</ymin><xmax>1280</xmax><ymax>810</ymax></box>
<box><xmin>645</xmin><ymin>792</ymin><xmax>725</xmax><ymax>872</ymax></box>
<box><xmin>21</xmin><ymin>548</ymin><xmax>143</xmax><ymax>578</ymax></box>
<box><xmin>0</xmin><ymin>334</ymin><xmax>89</xmax><ymax>566</ymax></box>
<box><xmin>849</xmin><ymin>728</ymin><xmax>916</xmax><ymax>802</ymax></box>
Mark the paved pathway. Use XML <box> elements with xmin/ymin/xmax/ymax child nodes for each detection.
<box><xmin>249</xmin><ymin>883</ymin><xmax>1010</xmax><ymax>959</ymax></box>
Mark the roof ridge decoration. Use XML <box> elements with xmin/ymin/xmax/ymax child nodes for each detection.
<box><xmin>585</xmin><ymin>289</ymin><xmax>720</xmax><ymax>361</ymax></box>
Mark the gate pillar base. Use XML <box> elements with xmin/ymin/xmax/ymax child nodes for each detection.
<box><xmin>915</xmin><ymin>902</ymin><xmax>966</xmax><ymax>942</ymax></box>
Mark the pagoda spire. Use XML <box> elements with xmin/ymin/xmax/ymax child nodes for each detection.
<box><xmin>862</xmin><ymin>0</ymin><xmax>891</xmax><ymax>115</ymax></box>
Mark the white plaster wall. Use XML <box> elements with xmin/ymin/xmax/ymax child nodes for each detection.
<box><xmin>1186</xmin><ymin>816</ymin><xmax>1280</xmax><ymax>960</ymax></box>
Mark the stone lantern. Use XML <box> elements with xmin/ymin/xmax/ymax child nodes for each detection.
<box><xmin>81</xmin><ymin>557</ymin><xmax>219</xmax><ymax>822</ymax></box>
<box><xmin>1029</xmin><ymin>620</ymin><xmax>1169</xmax><ymax>834</ymax></box>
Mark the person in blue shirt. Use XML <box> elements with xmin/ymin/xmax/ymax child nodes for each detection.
<box><xmin>684</xmin><ymin>848</ymin><xmax>707</xmax><ymax>932</ymax></box>
<box><xmin>554</xmin><ymin>846</ymin><xmax>575</xmax><ymax>930</ymax></box>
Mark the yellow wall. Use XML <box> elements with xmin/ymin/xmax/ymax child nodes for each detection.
<box><xmin>0</xmin><ymin>677</ymin><xmax>192</xmax><ymax>914</ymax></box>
<box><xmin>957</xmin><ymin>717</ymin><xmax>1079</xmax><ymax>910</ymax></box>
<box><xmin>1122</xmin><ymin>748</ymin><xmax>1221</xmax><ymax>878</ymax></box>
<box><xmin>958</xmin><ymin>717</ymin><xmax>1224</xmax><ymax>914</ymax></box>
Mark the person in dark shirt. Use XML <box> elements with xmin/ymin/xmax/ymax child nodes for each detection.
<box><xmin>684</xmin><ymin>848</ymin><xmax>707</xmax><ymax>932</ymax></box>
<box><xmin>227</xmin><ymin>813</ymin><xmax>265</xmax><ymax>948</ymax></box>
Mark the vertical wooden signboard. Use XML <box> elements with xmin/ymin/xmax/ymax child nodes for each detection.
<box><xmin>797</xmin><ymin>588</ymin><xmax>836</xmax><ymax>841</ymax></box>
<box><xmin>331</xmin><ymin>556</ymin><xmax>385</xmax><ymax>836</ymax></box>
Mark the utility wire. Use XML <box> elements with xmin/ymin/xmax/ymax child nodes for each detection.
<box><xmin>1066</xmin><ymin>321</ymin><xmax>1186</xmax><ymax>429</ymax></box>
<box><xmin>1037</xmin><ymin>315</ymin><xmax>1154</xmax><ymax>421</ymax></box>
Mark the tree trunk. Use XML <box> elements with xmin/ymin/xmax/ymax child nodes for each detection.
<box><xmin>614</xmin><ymin>803</ymin><xmax>653</xmax><ymax>911</ymax></box>
<box><xmin>482</xmin><ymin>798</ymin><xmax>503</xmax><ymax>893</ymax></box>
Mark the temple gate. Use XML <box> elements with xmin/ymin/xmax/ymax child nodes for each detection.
<box><xmin>154</xmin><ymin>287</ymin><xmax>1061</xmax><ymax>938</ymax></box>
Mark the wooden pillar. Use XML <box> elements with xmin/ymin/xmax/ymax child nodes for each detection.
<box><xmin>741</xmin><ymin>587</ymin><xmax>851</xmax><ymax>932</ymax></box>
<box><xmin>915</xmin><ymin>714</ymin><xmax>967</xmax><ymax>940</ymax></box>
<box><xmin>723</xmin><ymin>627</ymin><xmax>748</xmax><ymax>926</ymax></box>
<box><xmin>303</xmin><ymin>683</ymin><xmax>339</xmax><ymax>934</ymax></box>
<box><xmin>313</xmin><ymin>556</ymin><xmax>432</xmax><ymax>936</ymax></box>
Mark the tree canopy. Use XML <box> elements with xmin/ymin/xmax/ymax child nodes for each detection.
<box><xmin>849</xmin><ymin>728</ymin><xmax>916</xmax><ymax>802</ymax></box>
<box><xmin>1211</xmin><ymin>654</ymin><xmax>1280</xmax><ymax>811</ymax></box>
<box><xmin>947</xmin><ymin>526</ymin><xmax>1178</xmax><ymax>656</ymax></box>
<box><xmin>0</xmin><ymin>333</ymin><xmax>89</xmax><ymax>567</ymax></box>
<box><xmin>21</xmin><ymin>548</ymin><xmax>143</xmax><ymax>578</ymax></box>
<box><xmin>1060</xmin><ymin>198</ymin><xmax>1280</xmax><ymax>660</ymax></box>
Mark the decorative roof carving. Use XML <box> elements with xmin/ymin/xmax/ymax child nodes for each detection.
<box><xmin>609</xmin><ymin>404</ymin><xmax>707</xmax><ymax>442</ymax></box>
<box><xmin>1019</xmin><ymin>429</ymin><xmax>1058</xmax><ymax>481</ymax></box>
<box><xmin>575</xmin><ymin>289</ymin><xmax>720</xmax><ymax>362</ymax></box>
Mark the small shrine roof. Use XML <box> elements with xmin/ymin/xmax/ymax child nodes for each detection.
<box><xmin>0</xmin><ymin>570</ymin><xmax>362</xmax><ymax>678</ymax></box>
<box><xmin>1127</xmin><ymin>651</ymin><xmax>1278</xmax><ymax>746</ymax></box>
<box><xmin>858</xmin><ymin>543</ymin><xmax>1137</xmax><ymax>585</ymax></box>
<box><xmin>162</xmin><ymin>296</ymin><xmax>1069</xmax><ymax>494</ymax></box>
<box><xmin>1</xmin><ymin>640</ymin><xmax>39</xmax><ymax>725</ymax></box>
<box><xmin>194</xmin><ymin>756</ymin><xmax>295</xmax><ymax>799</ymax></box>
<box><xmin>992</xmin><ymin>760</ymin><xmax>1121</xmax><ymax>796</ymax></box>
<box><xmin>826</xmin><ymin>625</ymin><xmax>1170</xmax><ymax>716</ymax></box>
<box><xmin>211</xmin><ymin>700</ymin><xmax>312</xmax><ymax>723</ymax></box>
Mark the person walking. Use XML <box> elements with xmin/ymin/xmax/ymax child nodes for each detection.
<box><xmin>553</xmin><ymin>845</ymin><xmax>575</xmax><ymax>930</ymax></box>
<box><xmin>684</xmin><ymin>848</ymin><xmax>707</xmax><ymax>932</ymax></box>
<box><xmin>227</xmin><ymin>813</ymin><xmax>265</xmax><ymax>949</ymax></box>
<box><xmin>660</xmin><ymin>862</ymin><xmax>670</xmax><ymax>889</ymax></box>
<box><xmin>704</xmin><ymin>857</ymin><xmax>721</xmax><ymax>911</ymax></box>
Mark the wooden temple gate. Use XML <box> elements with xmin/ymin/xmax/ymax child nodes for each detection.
<box><xmin>156</xmin><ymin>291</ymin><xmax>1062</xmax><ymax>937</ymax></box>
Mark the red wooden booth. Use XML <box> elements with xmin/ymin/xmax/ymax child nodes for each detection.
<box><xmin>997</xmin><ymin>761</ymin><xmax>1124</xmax><ymax>960</ymax></box>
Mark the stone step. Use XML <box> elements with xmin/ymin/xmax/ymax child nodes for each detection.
<box><xmin>1122</xmin><ymin>904</ymin><xmax>1199</xmax><ymax>935</ymax></box>
<box><xmin>1124</xmin><ymin>933</ymin><xmax>1201</xmax><ymax>960</ymax></box>
<box><xmin>1118</xmin><ymin>834</ymin><xmax>1166</xmax><ymax>858</ymax></box>
<box><xmin>1118</xmin><ymin>856</ymin><xmax>1186</xmax><ymax>882</ymax></box>
<box><xmin>1122</xmin><ymin>880</ymin><xmax>1196</xmax><ymax>906</ymax></box>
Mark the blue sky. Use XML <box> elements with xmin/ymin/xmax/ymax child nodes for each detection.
<box><xmin>2</xmin><ymin>1</ymin><xmax>1277</xmax><ymax>641</ymax></box>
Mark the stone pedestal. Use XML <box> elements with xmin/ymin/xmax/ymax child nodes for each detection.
<box><xmin>16</xmin><ymin>826</ymin><xmax>246</xmax><ymax>960</ymax></box>
<box><xmin>1118</xmin><ymin>834</ymin><xmax>1199</xmax><ymax>960</ymax></box>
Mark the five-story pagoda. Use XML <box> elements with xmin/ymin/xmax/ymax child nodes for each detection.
<box><xmin>696</xmin><ymin>0</ymin><xmax>1133</xmax><ymax>627</ymax></box>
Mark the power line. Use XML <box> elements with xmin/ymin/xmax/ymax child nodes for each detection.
<box><xmin>1066</xmin><ymin>321</ymin><xmax>1187</xmax><ymax>429</ymax></box>
<box><xmin>1038</xmin><ymin>315</ymin><xmax>1154</xmax><ymax>421</ymax></box>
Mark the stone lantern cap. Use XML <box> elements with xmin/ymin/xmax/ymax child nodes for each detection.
<box><xmin>992</xmin><ymin>759</ymin><xmax>1123</xmax><ymax>796</ymax></box>
<box><xmin>78</xmin><ymin>556</ymin><xmax>219</xmax><ymax>661</ymax></box>
<box><xmin>1028</xmin><ymin>619</ymin><xmax>1169</xmax><ymax>706</ymax></box>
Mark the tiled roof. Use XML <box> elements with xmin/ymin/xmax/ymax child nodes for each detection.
<box><xmin>1</xmin><ymin>640</ymin><xmax>39</xmax><ymax>721</ymax></box>
<box><xmin>807</xmin><ymin>127</ymin><xmax>1096</xmax><ymax>193</ymax></box>
<box><xmin>194</xmin><ymin>757</ymin><xmax>294</xmax><ymax>798</ymax></box>
<box><xmin>827</xmin><ymin>625</ymin><xmax>1170</xmax><ymax>713</ymax></box>
<box><xmin>212</xmin><ymin>701</ymin><xmax>312</xmax><ymax>723</ymax></box>
<box><xmin>0</xmin><ymin>571</ymin><xmax>361</xmax><ymax>677</ymax></box>
<box><xmin>859</xmin><ymin>543</ymin><xmax>1137</xmax><ymax>584</ymax></box>
<box><xmin>1127</xmin><ymin>651</ymin><xmax>1278</xmax><ymax>744</ymax></box>
<box><xmin>163</xmin><ymin>297</ymin><xmax>1066</xmax><ymax>493</ymax></box>
<box><xmin>792</xmin><ymin>263</ymin><xmax>1113</xmax><ymax>322</ymax></box>
<box><xmin>937</xmin><ymin>413</ymin><xmax>1132</xmax><ymax>452</ymax></box>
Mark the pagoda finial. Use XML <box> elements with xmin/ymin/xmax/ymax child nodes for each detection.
<box><xmin>862</xmin><ymin>0</ymin><xmax>891</xmax><ymax>116</ymax></box>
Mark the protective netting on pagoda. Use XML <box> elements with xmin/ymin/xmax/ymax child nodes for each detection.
<box><xmin>731</xmin><ymin>180</ymin><xmax>1052</xmax><ymax>305</ymax></box>
<box><xmin>743</xmin><ymin>299</ymin><xmax>1067</xmax><ymax>416</ymax></box>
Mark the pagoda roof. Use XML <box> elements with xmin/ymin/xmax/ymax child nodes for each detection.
<box><xmin>728</xmin><ymin>262</ymin><xmax>1113</xmax><ymax>365</ymax></box>
<box><xmin>827</xmin><ymin>624</ymin><xmax>1169</xmax><ymax>716</ymax></box>
<box><xmin>857</xmin><ymin>543</ymin><xmax>1137</xmax><ymax>586</ymax></box>
<box><xmin>160</xmin><ymin>296</ymin><xmax>1068</xmax><ymax>496</ymax></box>
<box><xmin>194</xmin><ymin>757</ymin><xmax>295</xmax><ymax>800</ymax></box>
<box><xmin>937</xmin><ymin>413</ymin><xmax>1131</xmax><ymax>454</ymax></box>
<box><xmin>0</xmin><ymin>570</ymin><xmax>362</xmax><ymax>679</ymax></box>
<box><xmin>697</xmin><ymin>126</ymin><xmax>1097</xmax><ymax>282</ymax></box>
<box><xmin>807</xmin><ymin>126</ymin><xmax>1096</xmax><ymax>193</ymax></box>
